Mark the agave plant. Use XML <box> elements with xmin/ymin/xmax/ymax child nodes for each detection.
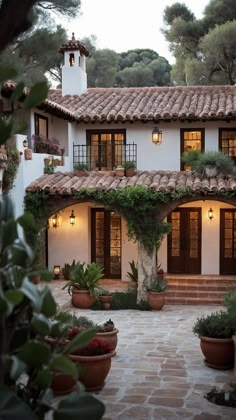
<box><xmin>62</xmin><ymin>262</ymin><xmax>104</xmax><ymax>297</ymax></box>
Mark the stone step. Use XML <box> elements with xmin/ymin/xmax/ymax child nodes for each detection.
<box><xmin>165</xmin><ymin>296</ymin><xmax>225</xmax><ymax>305</ymax></box>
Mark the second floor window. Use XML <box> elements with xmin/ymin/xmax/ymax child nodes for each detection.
<box><xmin>180</xmin><ymin>129</ymin><xmax>205</xmax><ymax>170</ymax></box>
<box><xmin>87</xmin><ymin>130</ymin><xmax>126</xmax><ymax>170</ymax></box>
<box><xmin>219</xmin><ymin>128</ymin><xmax>236</xmax><ymax>163</ymax></box>
<box><xmin>34</xmin><ymin>113</ymin><xmax>48</xmax><ymax>138</ymax></box>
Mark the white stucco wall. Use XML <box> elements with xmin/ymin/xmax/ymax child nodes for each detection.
<box><xmin>72</xmin><ymin>120</ymin><xmax>236</xmax><ymax>171</ymax></box>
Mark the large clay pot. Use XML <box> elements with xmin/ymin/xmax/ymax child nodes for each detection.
<box><xmin>148</xmin><ymin>291</ymin><xmax>166</xmax><ymax>310</ymax></box>
<box><xmin>99</xmin><ymin>295</ymin><xmax>113</xmax><ymax>310</ymax></box>
<box><xmin>69</xmin><ymin>350</ymin><xmax>116</xmax><ymax>391</ymax></box>
<box><xmin>200</xmin><ymin>336</ymin><xmax>234</xmax><ymax>369</ymax></box>
<box><xmin>72</xmin><ymin>288</ymin><xmax>96</xmax><ymax>309</ymax></box>
<box><xmin>95</xmin><ymin>329</ymin><xmax>119</xmax><ymax>351</ymax></box>
<box><xmin>204</xmin><ymin>165</ymin><xmax>218</xmax><ymax>178</ymax></box>
<box><xmin>51</xmin><ymin>372</ymin><xmax>76</xmax><ymax>396</ymax></box>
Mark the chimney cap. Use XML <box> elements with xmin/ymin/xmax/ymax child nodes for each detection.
<box><xmin>58</xmin><ymin>33</ymin><xmax>89</xmax><ymax>56</ymax></box>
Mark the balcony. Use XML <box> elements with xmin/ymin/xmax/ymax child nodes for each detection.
<box><xmin>73</xmin><ymin>143</ymin><xmax>137</xmax><ymax>171</ymax></box>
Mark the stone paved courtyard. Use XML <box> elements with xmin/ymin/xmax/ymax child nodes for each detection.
<box><xmin>41</xmin><ymin>281</ymin><xmax>236</xmax><ymax>420</ymax></box>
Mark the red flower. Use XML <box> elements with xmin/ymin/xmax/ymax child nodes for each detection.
<box><xmin>71</xmin><ymin>337</ymin><xmax>113</xmax><ymax>356</ymax></box>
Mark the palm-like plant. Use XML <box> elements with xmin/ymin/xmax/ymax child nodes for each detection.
<box><xmin>63</xmin><ymin>262</ymin><xmax>104</xmax><ymax>297</ymax></box>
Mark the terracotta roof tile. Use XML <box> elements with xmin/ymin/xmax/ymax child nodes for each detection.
<box><xmin>42</xmin><ymin>85</ymin><xmax>236</xmax><ymax>123</ymax></box>
<box><xmin>26</xmin><ymin>170</ymin><xmax>236</xmax><ymax>196</ymax></box>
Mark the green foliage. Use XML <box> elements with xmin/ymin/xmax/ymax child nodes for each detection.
<box><xmin>192</xmin><ymin>311</ymin><xmax>236</xmax><ymax>338</ymax></box>
<box><xmin>53</xmin><ymin>311</ymin><xmax>96</xmax><ymax>330</ymax></box>
<box><xmin>182</xmin><ymin>150</ymin><xmax>235</xmax><ymax>176</ymax></box>
<box><xmin>44</xmin><ymin>162</ymin><xmax>56</xmax><ymax>174</ymax></box>
<box><xmin>93</xmin><ymin>289</ymin><xmax>149</xmax><ymax>311</ymax></box>
<box><xmin>146</xmin><ymin>277</ymin><xmax>167</xmax><ymax>293</ymax></box>
<box><xmin>163</xmin><ymin>0</ymin><xmax>236</xmax><ymax>85</ymax></box>
<box><xmin>224</xmin><ymin>290</ymin><xmax>236</xmax><ymax>316</ymax></box>
<box><xmin>0</xmin><ymin>196</ymin><xmax>104</xmax><ymax>418</ymax></box>
<box><xmin>74</xmin><ymin>163</ymin><xmax>88</xmax><ymax>171</ymax></box>
<box><xmin>62</xmin><ymin>259</ymin><xmax>76</xmax><ymax>279</ymax></box>
<box><xmin>122</xmin><ymin>161</ymin><xmax>136</xmax><ymax>169</ymax></box>
<box><xmin>127</xmin><ymin>260</ymin><xmax>138</xmax><ymax>282</ymax></box>
<box><xmin>2</xmin><ymin>144</ymin><xmax>20</xmax><ymax>192</ymax></box>
<box><xmin>62</xmin><ymin>262</ymin><xmax>104</xmax><ymax>297</ymax></box>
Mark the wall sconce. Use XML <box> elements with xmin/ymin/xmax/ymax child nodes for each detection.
<box><xmin>52</xmin><ymin>214</ymin><xmax>59</xmax><ymax>228</ymax></box>
<box><xmin>69</xmin><ymin>210</ymin><xmax>76</xmax><ymax>226</ymax></box>
<box><xmin>23</xmin><ymin>139</ymin><xmax>28</xmax><ymax>148</ymax></box>
<box><xmin>208</xmin><ymin>208</ymin><xmax>214</xmax><ymax>220</ymax></box>
<box><xmin>152</xmin><ymin>127</ymin><xmax>162</xmax><ymax>145</ymax></box>
<box><xmin>53</xmin><ymin>265</ymin><xmax>60</xmax><ymax>279</ymax></box>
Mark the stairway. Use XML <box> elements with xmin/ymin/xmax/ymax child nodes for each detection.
<box><xmin>165</xmin><ymin>274</ymin><xmax>236</xmax><ymax>305</ymax></box>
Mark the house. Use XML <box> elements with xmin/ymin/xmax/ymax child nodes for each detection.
<box><xmin>3</xmin><ymin>34</ymin><xmax>236</xmax><ymax>303</ymax></box>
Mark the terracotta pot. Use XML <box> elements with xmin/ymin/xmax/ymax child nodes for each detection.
<box><xmin>200</xmin><ymin>336</ymin><xmax>234</xmax><ymax>369</ymax></box>
<box><xmin>148</xmin><ymin>291</ymin><xmax>166</xmax><ymax>310</ymax></box>
<box><xmin>24</xmin><ymin>148</ymin><xmax>32</xmax><ymax>160</ymax></box>
<box><xmin>71</xmin><ymin>288</ymin><xmax>96</xmax><ymax>309</ymax></box>
<box><xmin>95</xmin><ymin>329</ymin><xmax>119</xmax><ymax>351</ymax></box>
<box><xmin>69</xmin><ymin>350</ymin><xmax>116</xmax><ymax>391</ymax></box>
<box><xmin>74</xmin><ymin>170</ymin><xmax>86</xmax><ymax>177</ymax></box>
<box><xmin>115</xmin><ymin>168</ymin><xmax>125</xmax><ymax>177</ymax></box>
<box><xmin>51</xmin><ymin>372</ymin><xmax>76</xmax><ymax>396</ymax></box>
<box><xmin>99</xmin><ymin>295</ymin><xmax>113</xmax><ymax>310</ymax></box>
<box><xmin>125</xmin><ymin>168</ymin><xmax>135</xmax><ymax>177</ymax></box>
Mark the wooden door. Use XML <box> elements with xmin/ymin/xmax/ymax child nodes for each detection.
<box><xmin>91</xmin><ymin>209</ymin><xmax>121</xmax><ymax>278</ymax></box>
<box><xmin>168</xmin><ymin>208</ymin><xmax>201</xmax><ymax>274</ymax></box>
<box><xmin>220</xmin><ymin>209</ymin><xmax>236</xmax><ymax>274</ymax></box>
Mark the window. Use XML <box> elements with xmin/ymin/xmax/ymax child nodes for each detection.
<box><xmin>87</xmin><ymin>129</ymin><xmax>126</xmax><ymax>170</ymax></box>
<box><xmin>34</xmin><ymin>113</ymin><xmax>48</xmax><ymax>138</ymax></box>
<box><xmin>219</xmin><ymin>128</ymin><xmax>236</xmax><ymax>163</ymax></box>
<box><xmin>180</xmin><ymin>129</ymin><xmax>205</xmax><ymax>170</ymax></box>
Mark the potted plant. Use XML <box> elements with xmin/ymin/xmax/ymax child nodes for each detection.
<box><xmin>68</xmin><ymin>334</ymin><xmax>116</xmax><ymax>392</ymax></box>
<box><xmin>127</xmin><ymin>260</ymin><xmax>138</xmax><ymax>286</ymax></box>
<box><xmin>74</xmin><ymin>163</ymin><xmax>88</xmax><ymax>176</ymax></box>
<box><xmin>123</xmin><ymin>161</ymin><xmax>136</xmax><ymax>176</ymax></box>
<box><xmin>115</xmin><ymin>165</ymin><xmax>125</xmax><ymax>177</ymax></box>
<box><xmin>181</xmin><ymin>150</ymin><xmax>235</xmax><ymax>178</ymax></box>
<box><xmin>96</xmin><ymin>319</ymin><xmax>119</xmax><ymax>351</ymax></box>
<box><xmin>146</xmin><ymin>276</ymin><xmax>168</xmax><ymax>310</ymax></box>
<box><xmin>192</xmin><ymin>310</ymin><xmax>235</xmax><ymax>369</ymax></box>
<box><xmin>99</xmin><ymin>289</ymin><xmax>113</xmax><ymax>309</ymax></box>
<box><xmin>62</xmin><ymin>261</ymin><xmax>104</xmax><ymax>308</ymax></box>
<box><xmin>62</xmin><ymin>259</ymin><xmax>76</xmax><ymax>279</ymax></box>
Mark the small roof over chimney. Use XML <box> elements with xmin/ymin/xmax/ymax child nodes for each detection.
<box><xmin>59</xmin><ymin>32</ymin><xmax>89</xmax><ymax>57</ymax></box>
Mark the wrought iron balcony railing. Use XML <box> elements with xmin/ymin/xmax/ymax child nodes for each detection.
<box><xmin>73</xmin><ymin>142</ymin><xmax>137</xmax><ymax>170</ymax></box>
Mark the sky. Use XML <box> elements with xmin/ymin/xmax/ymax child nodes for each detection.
<box><xmin>61</xmin><ymin>0</ymin><xmax>210</xmax><ymax>64</ymax></box>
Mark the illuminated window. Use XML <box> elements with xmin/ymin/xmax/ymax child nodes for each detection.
<box><xmin>180</xmin><ymin>129</ymin><xmax>204</xmax><ymax>170</ymax></box>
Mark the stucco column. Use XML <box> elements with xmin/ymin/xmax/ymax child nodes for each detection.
<box><xmin>137</xmin><ymin>242</ymin><xmax>156</xmax><ymax>303</ymax></box>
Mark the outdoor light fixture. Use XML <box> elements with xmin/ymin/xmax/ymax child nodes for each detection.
<box><xmin>53</xmin><ymin>265</ymin><xmax>60</xmax><ymax>279</ymax></box>
<box><xmin>152</xmin><ymin>127</ymin><xmax>162</xmax><ymax>145</ymax></box>
<box><xmin>23</xmin><ymin>139</ymin><xmax>28</xmax><ymax>148</ymax></box>
<box><xmin>208</xmin><ymin>208</ymin><xmax>214</xmax><ymax>220</ymax></box>
<box><xmin>69</xmin><ymin>210</ymin><xmax>76</xmax><ymax>225</ymax></box>
<box><xmin>52</xmin><ymin>214</ymin><xmax>59</xmax><ymax>228</ymax></box>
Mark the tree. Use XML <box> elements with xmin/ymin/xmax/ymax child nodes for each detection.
<box><xmin>0</xmin><ymin>0</ymin><xmax>80</xmax><ymax>85</ymax></box>
<box><xmin>163</xmin><ymin>0</ymin><xmax>236</xmax><ymax>85</ymax></box>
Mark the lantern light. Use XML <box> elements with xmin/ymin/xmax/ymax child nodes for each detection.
<box><xmin>70</xmin><ymin>210</ymin><xmax>76</xmax><ymax>225</ymax></box>
<box><xmin>152</xmin><ymin>127</ymin><xmax>162</xmax><ymax>145</ymax></box>
<box><xmin>53</xmin><ymin>265</ymin><xmax>60</xmax><ymax>279</ymax></box>
<box><xmin>52</xmin><ymin>214</ymin><xmax>59</xmax><ymax>228</ymax></box>
<box><xmin>208</xmin><ymin>208</ymin><xmax>214</xmax><ymax>220</ymax></box>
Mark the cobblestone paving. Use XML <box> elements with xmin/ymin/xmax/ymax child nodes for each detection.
<box><xmin>42</xmin><ymin>281</ymin><xmax>236</xmax><ymax>420</ymax></box>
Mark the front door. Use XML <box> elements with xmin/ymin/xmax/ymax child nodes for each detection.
<box><xmin>168</xmin><ymin>208</ymin><xmax>201</xmax><ymax>274</ymax></box>
<box><xmin>220</xmin><ymin>209</ymin><xmax>236</xmax><ymax>274</ymax></box>
<box><xmin>91</xmin><ymin>209</ymin><xmax>121</xmax><ymax>278</ymax></box>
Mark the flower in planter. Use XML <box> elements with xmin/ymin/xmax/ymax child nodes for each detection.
<box><xmin>71</xmin><ymin>336</ymin><xmax>113</xmax><ymax>356</ymax></box>
<box><xmin>32</xmin><ymin>134</ymin><xmax>61</xmax><ymax>155</ymax></box>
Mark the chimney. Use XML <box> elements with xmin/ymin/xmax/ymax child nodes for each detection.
<box><xmin>59</xmin><ymin>33</ymin><xmax>89</xmax><ymax>96</ymax></box>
